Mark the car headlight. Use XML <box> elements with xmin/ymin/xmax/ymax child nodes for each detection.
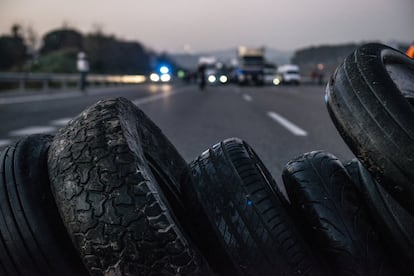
<box><xmin>150</xmin><ymin>73</ymin><xmax>160</xmax><ymax>82</ymax></box>
<box><xmin>273</xmin><ymin>78</ymin><xmax>281</xmax><ymax>85</ymax></box>
<box><xmin>160</xmin><ymin>74</ymin><xmax>171</xmax><ymax>82</ymax></box>
<box><xmin>219</xmin><ymin>75</ymin><xmax>228</xmax><ymax>83</ymax></box>
<box><xmin>208</xmin><ymin>75</ymin><xmax>216</xmax><ymax>83</ymax></box>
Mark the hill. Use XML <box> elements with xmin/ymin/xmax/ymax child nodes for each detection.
<box><xmin>291</xmin><ymin>41</ymin><xmax>410</xmax><ymax>77</ymax></box>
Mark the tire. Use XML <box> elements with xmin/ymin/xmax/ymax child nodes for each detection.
<box><xmin>282</xmin><ymin>151</ymin><xmax>397</xmax><ymax>275</ymax></box>
<box><xmin>47</xmin><ymin>97</ymin><xmax>211</xmax><ymax>275</ymax></box>
<box><xmin>325</xmin><ymin>43</ymin><xmax>414</xmax><ymax>213</ymax></box>
<box><xmin>0</xmin><ymin>134</ymin><xmax>88</xmax><ymax>276</ymax></box>
<box><xmin>356</xmin><ymin>161</ymin><xmax>414</xmax><ymax>268</ymax></box>
<box><xmin>343</xmin><ymin>158</ymin><xmax>363</xmax><ymax>192</ymax></box>
<box><xmin>184</xmin><ymin>138</ymin><xmax>324</xmax><ymax>275</ymax></box>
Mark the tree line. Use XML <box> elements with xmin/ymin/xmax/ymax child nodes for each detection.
<box><xmin>0</xmin><ymin>24</ymin><xmax>167</xmax><ymax>74</ymax></box>
<box><xmin>291</xmin><ymin>42</ymin><xmax>410</xmax><ymax>77</ymax></box>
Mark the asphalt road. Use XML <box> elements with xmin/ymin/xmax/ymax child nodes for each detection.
<box><xmin>0</xmin><ymin>83</ymin><xmax>354</xmax><ymax>191</ymax></box>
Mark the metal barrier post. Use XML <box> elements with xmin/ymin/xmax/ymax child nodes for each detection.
<box><xmin>19</xmin><ymin>78</ymin><xmax>25</xmax><ymax>92</ymax></box>
<box><xmin>42</xmin><ymin>79</ymin><xmax>49</xmax><ymax>91</ymax></box>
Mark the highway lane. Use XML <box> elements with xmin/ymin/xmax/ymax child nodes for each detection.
<box><xmin>0</xmin><ymin>84</ymin><xmax>180</xmax><ymax>145</ymax></box>
<box><xmin>135</xmin><ymin>83</ymin><xmax>354</xmax><ymax>189</ymax></box>
<box><xmin>0</xmin><ymin>83</ymin><xmax>354</xmax><ymax>190</ymax></box>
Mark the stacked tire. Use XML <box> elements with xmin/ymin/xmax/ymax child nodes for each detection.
<box><xmin>279</xmin><ymin>43</ymin><xmax>414</xmax><ymax>274</ymax></box>
<box><xmin>0</xmin><ymin>135</ymin><xmax>88</xmax><ymax>275</ymax></box>
<box><xmin>42</xmin><ymin>98</ymin><xmax>327</xmax><ymax>275</ymax></box>
<box><xmin>322</xmin><ymin>43</ymin><xmax>414</xmax><ymax>271</ymax></box>
<box><xmin>325</xmin><ymin>43</ymin><xmax>414</xmax><ymax>213</ymax></box>
<box><xmin>183</xmin><ymin>138</ymin><xmax>326</xmax><ymax>275</ymax></box>
<box><xmin>282</xmin><ymin>151</ymin><xmax>399</xmax><ymax>275</ymax></box>
<box><xmin>0</xmin><ymin>43</ymin><xmax>412</xmax><ymax>276</ymax></box>
<box><xmin>46</xmin><ymin>98</ymin><xmax>212</xmax><ymax>275</ymax></box>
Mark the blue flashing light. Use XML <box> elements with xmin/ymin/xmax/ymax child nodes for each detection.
<box><xmin>159</xmin><ymin>66</ymin><xmax>170</xmax><ymax>74</ymax></box>
<box><xmin>247</xmin><ymin>199</ymin><xmax>253</xmax><ymax>206</ymax></box>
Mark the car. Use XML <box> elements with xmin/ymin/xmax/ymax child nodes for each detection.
<box><xmin>277</xmin><ymin>64</ymin><xmax>301</xmax><ymax>85</ymax></box>
<box><xmin>149</xmin><ymin>65</ymin><xmax>172</xmax><ymax>83</ymax></box>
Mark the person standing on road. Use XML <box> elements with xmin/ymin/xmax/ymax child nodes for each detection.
<box><xmin>77</xmin><ymin>52</ymin><xmax>90</xmax><ymax>92</ymax></box>
<box><xmin>406</xmin><ymin>42</ymin><xmax>414</xmax><ymax>59</ymax></box>
<box><xmin>198</xmin><ymin>63</ymin><xmax>206</xmax><ymax>91</ymax></box>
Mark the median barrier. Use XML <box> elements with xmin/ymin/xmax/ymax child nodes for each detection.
<box><xmin>0</xmin><ymin>73</ymin><xmax>147</xmax><ymax>92</ymax></box>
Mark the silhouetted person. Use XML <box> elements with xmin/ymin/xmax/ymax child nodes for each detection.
<box><xmin>311</xmin><ymin>70</ymin><xmax>318</xmax><ymax>84</ymax></box>
<box><xmin>198</xmin><ymin>63</ymin><xmax>206</xmax><ymax>90</ymax></box>
<box><xmin>318</xmin><ymin>71</ymin><xmax>325</xmax><ymax>85</ymax></box>
<box><xmin>77</xmin><ymin>52</ymin><xmax>89</xmax><ymax>92</ymax></box>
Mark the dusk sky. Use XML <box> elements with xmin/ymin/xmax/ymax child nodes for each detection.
<box><xmin>1</xmin><ymin>0</ymin><xmax>413</xmax><ymax>53</ymax></box>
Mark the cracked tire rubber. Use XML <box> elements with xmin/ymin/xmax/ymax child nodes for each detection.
<box><xmin>282</xmin><ymin>151</ymin><xmax>397</xmax><ymax>275</ymax></box>
<box><xmin>0</xmin><ymin>134</ymin><xmax>88</xmax><ymax>276</ymax></box>
<box><xmin>184</xmin><ymin>138</ymin><xmax>324</xmax><ymax>275</ymax></box>
<box><xmin>47</xmin><ymin>97</ymin><xmax>212</xmax><ymax>276</ymax></box>
<box><xmin>356</xmin><ymin>161</ymin><xmax>414</xmax><ymax>269</ymax></box>
<box><xmin>325</xmin><ymin>43</ymin><xmax>414</xmax><ymax>214</ymax></box>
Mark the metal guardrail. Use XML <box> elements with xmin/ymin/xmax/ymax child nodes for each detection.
<box><xmin>0</xmin><ymin>73</ymin><xmax>147</xmax><ymax>92</ymax></box>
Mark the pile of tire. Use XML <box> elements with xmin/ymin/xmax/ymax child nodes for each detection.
<box><xmin>323</xmin><ymin>43</ymin><xmax>414</xmax><ymax>272</ymax></box>
<box><xmin>0</xmin><ymin>43</ymin><xmax>412</xmax><ymax>275</ymax></box>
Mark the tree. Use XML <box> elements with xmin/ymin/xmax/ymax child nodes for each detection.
<box><xmin>0</xmin><ymin>24</ymin><xmax>27</xmax><ymax>71</ymax></box>
<box><xmin>40</xmin><ymin>28</ymin><xmax>83</xmax><ymax>54</ymax></box>
<box><xmin>24</xmin><ymin>26</ymin><xmax>39</xmax><ymax>55</ymax></box>
<box><xmin>84</xmin><ymin>33</ymin><xmax>151</xmax><ymax>74</ymax></box>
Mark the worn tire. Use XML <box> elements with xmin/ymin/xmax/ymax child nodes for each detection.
<box><xmin>325</xmin><ymin>43</ymin><xmax>414</xmax><ymax>213</ymax></box>
<box><xmin>0</xmin><ymin>134</ymin><xmax>88</xmax><ymax>276</ymax></box>
<box><xmin>184</xmin><ymin>138</ymin><xmax>323</xmax><ymax>275</ymax></box>
<box><xmin>356</xmin><ymin>161</ymin><xmax>414</xmax><ymax>268</ymax></box>
<box><xmin>343</xmin><ymin>158</ymin><xmax>363</xmax><ymax>192</ymax></box>
<box><xmin>47</xmin><ymin>97</ymin><xmax>211</xmax><ymax>275</ymax></box>
<box><xmin>282</xmin><ymin>151</ymin><xmax>397</xmax><ymax>275</ymax></box>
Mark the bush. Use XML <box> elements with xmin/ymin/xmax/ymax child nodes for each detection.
<box><xmin>28</xmin><ymin>49</ymin><xmax>78</xmax><ymax>73</ymax></box>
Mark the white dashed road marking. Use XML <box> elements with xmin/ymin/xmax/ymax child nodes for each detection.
<box><xmin>267</xmin><ymin>111</ymin><xmax>308</xmax><ymax>136</ymax></box>
<box><xmin>243</xmin><ymin>94</ymin><xmax>252</xmax><ymax>102</ymax></box>
<box><xmin>9</xmin><ymin>126</ymin><xmax>57</xmax><ymax>137</ymax></box>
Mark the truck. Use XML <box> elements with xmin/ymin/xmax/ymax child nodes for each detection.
<box><xmin>236</xmin><ymin>46</ymin><xmax>266</xmax><ymax>85</ymax></box>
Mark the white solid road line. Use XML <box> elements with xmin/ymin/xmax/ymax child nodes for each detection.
<box><xmin>243</xmin><ymin>94</ymin><xmax>253</xmax><ymax>102</ymax></box>
<box><xmin>267</xmin><ymin>111</ymin><xmax>308</xmax><ymax>136</ymax></box>
<box><xmin>9</xmin><ymin>126</ymin><xmax>57</xmax><ymax>137</ymax></box>
<box><xmin>0</xmin><ymin>85</ymin><xmax>142</xmax><ymax>105</ymax></box>
<box><xmin>0</xmin><ymin>92</ymin><xmax>80</xmax><ymax>105</ymax></box>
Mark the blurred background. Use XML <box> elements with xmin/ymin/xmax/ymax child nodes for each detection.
<box><xmin>1</xmin><ymin>0</ymin><xmax>412</xmax><ymax>77</ymax></box>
